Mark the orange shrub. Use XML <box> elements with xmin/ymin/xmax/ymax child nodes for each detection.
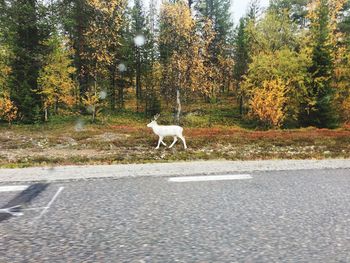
<box><xmin>0</xmin><ymin>93</ymin><xmax>18</xmax><ymax>125</ymax></box>
<box><xmin>249</xmin><ymin>79</ymin><xmax>288</xmax><ymax>128</ymax></box>
<box><xmin>341</xmin><ymin>96</ymin><xmax>350</xmax><ymax>123</ymax></box>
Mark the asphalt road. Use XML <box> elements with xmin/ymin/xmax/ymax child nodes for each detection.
<box><xmin>1</xmin><ymin>168</ymin><xmax>350</xmax><ymax>262</ymax></box>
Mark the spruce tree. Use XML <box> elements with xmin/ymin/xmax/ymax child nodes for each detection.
<box><xmin>8</xmin><ymin>0</ymin><xmax>43</xmax><ymax>123</ymax></box>
<box><xmin>233</xmin><ymin>18</ymin><xmax>249</xmax><ymax>115</ymax></box>
<box><xmin>302</xmin><ymin>0</ymin><xmax>335</xmax><ymax>127</ymax></box>
<box><xmin>195</xmin><ymin>0</ymin><xmax>233</xmax><ymax>59</ymax></box>
<box><xmin>143</xmin><ymin>0</ymin><xmax>160</xmax><ymax>116</ymax></box>
<box><xmin>269</xmin><ymin>0</ymin><xmax>308</xmax><ymax>27</ymax></box>
<box><xmin>338</xmin><ymin>0</ymin><xmax>350</xmax><ymax>45</ymax></box>
<box><xmin>131</xmin><ymin>0</ymin><xmax>146</xmax><ymax>109</ymax></box>
<box><xmin>57</xmin><ymin>0</ymin><xmax>91</xmax><ymax>100</ymax></box>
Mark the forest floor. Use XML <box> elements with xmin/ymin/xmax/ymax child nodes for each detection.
<box><xmin>1</xmin><ymin>111</ymin><xmax>350</xmax><ymax>168</ymax></box>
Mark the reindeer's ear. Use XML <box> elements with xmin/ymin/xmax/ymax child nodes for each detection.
<box><xmin>153</xmin><ymin>113</ymin><xmax>160</xmax><ymax>120</ymax></box>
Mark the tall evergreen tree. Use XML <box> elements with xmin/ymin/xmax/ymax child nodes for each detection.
<box><xmin>246</xmin><ymin>0</ymin><xmax>261</xmax><ymax>21</ymax></box>
<box><xmin>338</xmin><ymin>0</ymin><xmax>350</xmax><ymax>44</ymax></box>
<box><xmin>195</xmin><ymin>0</ymin><xmax>235</xmax><ymax>97</ymax></box>
<box><xmin>57</xmin><ymin>0</ymin><xmax>91</xmax><ymax>100</ymax></box>
<box><xmin>301</xmin><ymin>0</ymin><xmax>335</xmax><ymax>127</ymax></box>
<box><xmin>233</xmin><ymin>18</ymin><xmax>249</xmax><ymax>115</ymax></box>
<box><xmin>233</xmin><ymin>0</ymin><xmax>261</xmax><ymax>115</ymax></box>
<box><xmin>115</xmin><ymin>18</ymin><xmax>134</xmax><ymax>110</ymax></box>
<box><xmin>8</xmin><ymin>0</ymin><xmax>43</xmax><ymax>122</ymax></box>
<box><xmin>83</xmin><ymin>0</ymin><xmax>127</xmax><ymax>116</ymax></box>
<box><xmin>269</xmin><ymin>0</ymin><xmax>308</xmax><ymax>28</ymax></box>
<box><xmin>195</xmin><ymin>0</ymin><xmax>233</xmax><ymax>59</ymax></box>
<box><xmin>131</xmin><ymin>0</ymin><xmax>147</xmax><ymax>110</ymax></box>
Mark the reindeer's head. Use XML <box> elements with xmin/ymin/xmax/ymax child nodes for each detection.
<box><xmin>147</xmin><ymin>114</ymin><xmax>160</xmax><ymax>128</ymax></box>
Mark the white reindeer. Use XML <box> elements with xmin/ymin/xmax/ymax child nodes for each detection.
<box><xmin>147</xmin><ymin>114</ymin><xmax>187</xmax><ymax>149</ymax></box>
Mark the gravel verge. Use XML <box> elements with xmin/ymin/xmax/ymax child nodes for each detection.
<box><xmin>0</xmin><ymin>159</ymin><xmax>349</xmax><ymax>183</ymax></box>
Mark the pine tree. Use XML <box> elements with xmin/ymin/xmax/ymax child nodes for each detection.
<box><xmin>195</xmin><ymin>0</ymin><xmax>233</xmax><ymax>58</ymax></box>
<box><xmin>301</xmin><ymin>0</ymin><xmax>335</xmax><ymax>127</ymax></box>
<box><xmin>131</xmin><ymin>0</ymin><xmax>147</xmax><ymax>111</ymax></box>
<box><xmin>57</xmin><ymin>0</ymin><xmax>91</xmax><ymax>100</ymax></box>
<box><xmin>143</xmin><ymin>0</ymin><xmax>161</xmax><ymax>116</ymax></box>
<box><xmin>8</xmin><ymin>0</ymin><xmax>43</xmax><ymax>123</ymax></box>
<box><xmin>83</xmin><ymin>0</ymin><xmax>127</xmax><ymax>115</ymax></box>
<box><xmin>332</xmin><ymin>0</ymin><xmax>350</xmax><ymax>123</ymax></box>
<box><xmin>233</xmin><ymin>18</ymin><xmax>249</xmax><ymax>115</ymax></box>
<box><xmin>269</xmin><ymin>0</ymin><xmax>308</xmax><ymax>27</ymax></box>
<box><xmin>246</xmin><ymin>0</ymin><xmax>261</xmax><ymax>21</ymax></box>
<box><xmin>338</xmin><ymin>1</ymin><xmax>350</xmax><ymax>43</ymax></box>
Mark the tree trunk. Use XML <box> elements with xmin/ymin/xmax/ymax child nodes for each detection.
<box><xmin>136</xmin><ymin>48</ymin><xmax>141</xmax><ymax>112</ymax></box>
<box><xmin>92</xmin><ymin>106</ymin><xmax>96</xmax><ymax>122</ymax></box>
<box><xmin>54</xmin><ymin>98</ymin><xmax>58</xmax><ymax>114</ymax></box>
<box><xmin>110</xmin><ymin>66</ymin><xmax>116</xmax><ymax>111</ymax></box>
<box><xmin>118</xmin><ymin>79</ymin><xmax>124</xmax><ymax>110</ymax></box>
<box><xmin>176</xmin><ymin>88</ymin><xmax>181</xmax><ymax>125</ymax></box>
<box><xmin>44</xmin><ymin>108</ymin><xmax>48</xmax><ymax>122</ymax></box>
<box><xmin>75</xmin><ymin>0</ymin><xmax>88</xmax><ymax>99</ymax></box>
<box><xmin>239</xmin><ymin>95</ymin><xmax>243</xmax><ymax>116</ymax></box>
<box><xmin>238</xmin><ymin>83</ymin><xmax>243</xmax><ymax>116</ymax></box>
<box><xmin>93</xmin><ymin>70</ymin><xmax>97</xmax><ymax>122</ymax></box>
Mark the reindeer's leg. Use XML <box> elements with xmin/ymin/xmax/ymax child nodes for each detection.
<box><xmin>169</xmin><ymin>136</ymin><xmax>178</xmax><ymax>148</ymax></box>
<box><xmin>155</xmin><ymin>136</ymin><xmax>163</xmax><ymax>149</ymax></box>
<box><xmin>179</xmin><ymin>135</ymin><xmax>187</xmax><ymax>149</ymax></box>
<box><xmin>161</xmin><ymin>138</ymin><xmax>167</xmax><ymax>146</ymax></box>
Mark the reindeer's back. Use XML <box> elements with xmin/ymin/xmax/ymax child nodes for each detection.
<box><xmin>156</xmin><ymin>125</ymin><xmax>183</xmax><ymax>136</ymax></box>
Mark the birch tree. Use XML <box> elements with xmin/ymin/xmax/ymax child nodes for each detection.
<box><xmin>38</xmin><ymin>34</ymin><xmax>77</xmax><ymax>121</ymax></box>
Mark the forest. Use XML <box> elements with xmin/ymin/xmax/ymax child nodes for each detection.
<box><xmin>0</xmin><ymin>0</ymin><xmax>350</xmax><ymax>129</ymax></box>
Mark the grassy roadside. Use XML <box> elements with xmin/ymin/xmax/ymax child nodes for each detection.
<box><xmin>0</xmin><ymin>114</ymin><xmax>349</xmax><ymax>168</ymax></box>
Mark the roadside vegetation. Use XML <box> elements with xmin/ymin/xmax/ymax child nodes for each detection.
<box><xmin>1</xmin><ymin>98</ymin><xmax>349</xmax><ymax>168</ymax></box>
<box><xmin>0</xmin><ymin>0</ymin><xmax>350</xmax><ymax>167</ymax></box>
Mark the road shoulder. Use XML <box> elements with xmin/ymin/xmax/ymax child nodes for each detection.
<box><xmin>0</xmin><ymin>159</ymin><xmax>349</xmax><ymax>183</ymax></box>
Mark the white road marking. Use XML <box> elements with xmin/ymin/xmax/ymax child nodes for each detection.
<box><xmin>0</xmin><ymin>205</ymin><xmax>23</xmax><ymax>216</ymax></box>
<box><xmin>168</xmin><ymin>174</ymin><xmax>253</xmax><ymax>182</ymax></box>
<box><xmin>22</xmin><ymin>207</ymin><xmax>47</xmax><ymax>211</ymax></box>
<box><xmin>0</xmin><ymin>185</ymin><xmax>29</xmax><ymax>192</ymax></box>
<box><xmin>37</xmin><ymin>187</ymin><xmax>64</xmax><ymax>219</ymax></box>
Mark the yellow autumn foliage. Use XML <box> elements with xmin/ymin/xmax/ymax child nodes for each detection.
<box><xmin>0</xmin><ymin>42</ymin><xmax>11</xmax><ymax>93</ymax></box>
<box><xmin>160</xmin><ymin>3</ymin><xmax>222</xmax><ymax>103</ymax></box>
<box><xmin>159</xmin><ymin>1</ymin><xmax>194</xmax><ymax>47</ymax></box>
<box><xmin>341</xmin><ymin>96</ymin><xmax>350</xmax><ymax>123</ymax></box>
<box><xmin>249</xmin><ymin>78</ymin><xmax>289</xmax><ymax>128</ymax></box>
<box><xmin>84</xmin><ymin>0</ymin><xmax>126</xmax><ymax>68</ymax></box>
<box><xmin>38</xmin><ymin>35</ymin><xmax>77</xmax><ymax>119</ymax></box>
<box><xmin>307</xmin><ymin>0</ymin><xmax>347</xmax><ymax>56</ymax></box>
<box><xmin>0</xmin><ymin>92</ymin><xmax>17</xmax><ymax>125</ymax></box>
<box><xmin>82</xmin><ymin>89</ymin><xmax>104</xmax><ymax>122</ymax></box>
<box><xmin>333</xmin><ymin>49</ymin><xmax>350</xmax><ymax>122</ymax></box>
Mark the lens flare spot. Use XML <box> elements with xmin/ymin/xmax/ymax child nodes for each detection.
<box><xmin>118</xmin><ymin>63</ymin><xmax>127</xmax><ymax>72</ymax></box>
<box><xmin>134</xmin><ymin>34</ymin><xmax>145</xmax><ymax>47</ymax></box>
<box><xmin>75</xmin><ymin>119</ymin><xmax>85</xmax><ymax>132</ymax></box>
<box><xmin>87</xmin><ymin>105</ymin><xmax>95</xmax><ymax>114</ymax></box>
<box><xmin>99</xmin><ymin>90</ymin><xmax>107</xmax><ymax>100</ymax></box>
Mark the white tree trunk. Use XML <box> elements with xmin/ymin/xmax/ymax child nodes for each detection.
<box><xmin>176</xmin><ymin>88</ymin><xmax>181</xmax><ymax>124</ymax></box>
